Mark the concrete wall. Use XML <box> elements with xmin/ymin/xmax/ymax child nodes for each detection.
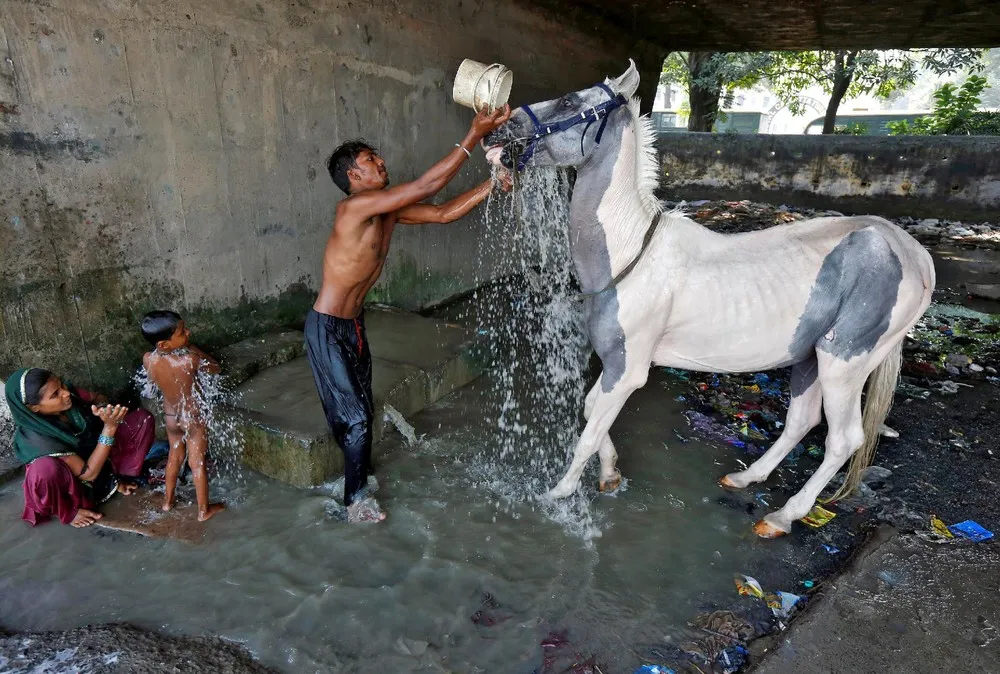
<box><xmin>657</xmin><ymin>133</ymin><xmax>1000</xmax><ymax>222</ymax></box>
<box><xmin>0</xmin><ymin>0</ymin><xmax>628</xmax><ymax>390</ymax></box>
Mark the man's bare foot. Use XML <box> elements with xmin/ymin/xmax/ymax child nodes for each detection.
<box><xmin>347</xmin><ymin>497</ymin><xmax>386</xmax><ymax>523</ymax></box>
<box><xmin>197</xmin><ymin>502</ymin><xmax>226</xmax><ymax>522</ymax></box>
<box><xmin>117</xmin><ymin>481</ymin><xmax>137</xmax><ymax>496</ymax></box>
<box><xmin>70</xmin><ymin>508</ymin><xmax>103</xmax><ymax>528</ymax></box>
<box><xmin>162</xmin><ymin>498</ymin><xmax>174</xmax><ymax>512</ymax></box>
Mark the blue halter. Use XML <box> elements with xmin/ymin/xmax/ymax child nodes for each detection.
<box><xmin>515</xmin><ymin>82</ymin><xmax>627</xmax><ymax>171</ymax></box>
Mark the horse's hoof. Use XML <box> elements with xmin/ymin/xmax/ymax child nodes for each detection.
<box><xmin>545</xmin><ymin>484</ymin><xmax>574</xmax><ymax>500</ymax></box>
<box><xmin>753</xmin><ymin>519</ymin><xmax>788</xmax><ymax>539</ymax></box>
<box><xmin>718</xmin><ymin>474</ymin><xmax>741</xmax><ymax>491</ymax></box>
<box><xmin>599</xmin><ymin>472</ymin><xmax>622</xmax><ymax>493</ymax></box>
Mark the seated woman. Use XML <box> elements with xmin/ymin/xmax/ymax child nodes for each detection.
<box><xmin>4</xmin><ymin>368</ymin><xmax>155</xmax><ymax>528</ymax></box>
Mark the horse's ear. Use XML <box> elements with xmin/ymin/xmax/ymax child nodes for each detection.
<box><xmin>611</xmin><ymin>59</ymin><xmax>640</xmax><ymax>98</ymax></box>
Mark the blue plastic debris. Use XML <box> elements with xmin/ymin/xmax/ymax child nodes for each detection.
<box><xmin>633</xmin><ymin>667</ymin><xmax>675</xmax><ymax>674</ymax></box>
<box><xmin>717</xmin><ymin>645</ymin><xmax>749</xmax><ymax>673</ymax></box>
<box><xmin>948</xmin><ymin>520</ymin><xmax>994</xmax><ymax>542</ymax></box>
<box><xmin>821</xmin><ymin>544</ymin><xmax>840</xmax><ymax>554</ymax></box>
<box><xmin>801</xmin><ymin>579</ymin><xmax>815</xmax><ymax>588</ymax></box>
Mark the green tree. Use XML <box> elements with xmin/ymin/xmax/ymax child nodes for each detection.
<box><xmin>760</xmin><ymin>49</ymin><xmax>984</xmax><ymax>134</ymax></box>
<box><xmin>888</xmin><ymin>76</ymin><xmax>998</xmax><ymax>135</ymax></box>
<box><xmin>660</xmin><ymin>52</ymin><xmax>770</xmax><ymax>132</ymax></box>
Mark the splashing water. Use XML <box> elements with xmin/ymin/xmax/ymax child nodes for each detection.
<box><xmin>134</xmin><ymin>363</ymin><xmax>249</xmax><ymax>495</ymax></box>
<box><xmin>453</xmin><ymin>167</ymin><xmax>601</xmax><ymax>541</ymax></box>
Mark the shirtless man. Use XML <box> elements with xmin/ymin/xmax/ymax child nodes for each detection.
<box><xmin>307</xmin><ymin>105</ymin><xmax>512</xmax><ymax>523</ymax></box>
<box><xmin>141</xmin><ymin>310</ymin><xmax>226</xmax><ymax>522</ymax></box>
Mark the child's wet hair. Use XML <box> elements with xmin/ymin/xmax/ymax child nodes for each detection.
<box><xmin>141</xmin><ymin>310</ymin><xmax>183</xmax><ymax>346</ymax></box>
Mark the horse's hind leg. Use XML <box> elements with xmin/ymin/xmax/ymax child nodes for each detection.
<box><xmin>583</xmin><ymin>381</ymin><xmax>622</xmax><ymax>492</ymax></box>
<box><xmin>720</xmin><ymin>357</ymin><xmax>823</xmax><ymax>489</ymax></box>
<box><xmin>754</xmin><ymin>353</ymin><xmax>867</xmax><ymax>537</ymax></box>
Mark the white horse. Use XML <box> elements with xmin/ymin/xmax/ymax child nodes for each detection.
<box><xmin>484</xmin><ymin>61</ymin><xmax>935</xmax><ymax>537</ymax></box>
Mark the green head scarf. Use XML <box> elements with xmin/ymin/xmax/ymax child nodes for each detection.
<box><xmin>4</xmin><ymin>368</ymin><xmax>91</xmax><ymax>465</ymax></box>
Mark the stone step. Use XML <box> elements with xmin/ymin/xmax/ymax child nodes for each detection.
<box><xmin>216</xmin><ymin>330</ymin><xmax>306</xmax><ymax>387</ymax></box>
<box><xmin>229</xmin><ymin>307</ymin><xmax>484</xmax><ymax>488</ymax></box>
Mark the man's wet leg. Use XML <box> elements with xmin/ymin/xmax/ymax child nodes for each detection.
<box><xmin>340</xmin><ymin>419</ymin><xmax>384</xmax><ymax>523</ymax></box>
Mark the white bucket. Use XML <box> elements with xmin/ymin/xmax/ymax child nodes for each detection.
<box><xmin>452</xmin><ymin>59</ymin><xmax>513</xmax><ymax>113</ymax></box>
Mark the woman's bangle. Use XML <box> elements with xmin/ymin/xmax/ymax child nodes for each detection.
<box><xmin>98</xmin><ymin>434</ymin><xmax>115</xmax><ymax>446</ymax></box>
<box><xmin>455</xmin><ymin>143</ymin><xmax>472</xmax><ymax>158</ymax></box>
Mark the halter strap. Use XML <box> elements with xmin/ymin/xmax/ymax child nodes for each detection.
<box><xmin>514</xmin><ymin>83</ymin><xmax>627</xmax><ymax>171</ymax></box>
<box><xmin>575</xmin><ymin>212</ymin><xmax>662</xmax><ymax>301</ymax></box>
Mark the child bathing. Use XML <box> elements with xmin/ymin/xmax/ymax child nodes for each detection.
<box><xmin>141</xmin><ymin>311</ymin><xmax>226</xmax><ymax>522</ymax></box>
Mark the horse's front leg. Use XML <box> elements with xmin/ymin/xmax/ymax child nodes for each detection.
<box><xmin>547</xmin><ymin>365</ymin><xmax>649</xmax><ymax>499</ymax></box>
<box><xmin>583</xmin><ymin>380</ymin><xmax>622</xmax><ymax>492</ymax></box>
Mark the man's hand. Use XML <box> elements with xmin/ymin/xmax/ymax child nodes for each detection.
<box><xmin>344</xmin><ymin>105</ymin><xmax>512</xmax><ymax>222</ymax></box>
<box><xmin>469</xmin><ymin>105</ymin><xmax>512</xmax><ymax>141</ymax></box>
<box><xmin>494</xmin><ymin>168</ymin><xmax>514</xmax><ymax>193</ymax></box>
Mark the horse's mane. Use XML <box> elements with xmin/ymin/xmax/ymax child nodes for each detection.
<box><xmin>624</xmin><ymin>96</ymin><xmax>664</xmax><ymax>219</ymax></box>
<box><xmin>594</xmin><ymin>94</ymin><xmax>666</xmax><ymax>258</ymax></box>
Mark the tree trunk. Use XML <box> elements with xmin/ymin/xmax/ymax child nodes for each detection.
<box><xmin>687</xmin><ymin>51</ymin><xmax>721</xmax><ymax>132</ymax></box>
<box><xmin>822</xmin><ymin>51</ymin><xmax>857</xmax><ymax>134</ymax></box>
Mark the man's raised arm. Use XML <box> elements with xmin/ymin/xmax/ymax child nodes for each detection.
<box><xmin>343</xmin><ymin>105</ymin><xmax>511</xmax><ymax>220</ymax></box>
<box><xmin>397</xmin><ymin>170</ymin><xmax>512</xmax><ymax>225</ymax></box>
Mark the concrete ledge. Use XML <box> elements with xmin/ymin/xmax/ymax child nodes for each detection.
<box><xmin>216</xmin><ymin>330</ymin><xmax>306</xmax><ymax>387</ymax></box>
<box><xmin>657</xmin><ymin>133</ymin><xmax>1000</xmax><ymax>221</ymax></box>
<box><xmin>228</xmin><ymin>307</ymin><xmax>483</xmax><ymax>488</ymax></box>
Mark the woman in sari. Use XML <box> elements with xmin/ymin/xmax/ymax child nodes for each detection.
<box><xmin>4</xmin><ymin>368</ymin><xmax>155</xmax><ymax>528</ymax></box>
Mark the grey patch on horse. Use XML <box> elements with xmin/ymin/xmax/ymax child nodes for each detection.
<box><xmin>588</xmin><ymin>290</ymin><xmax>627</xmax><ymax>392</ymax></box>
<box><xmin>789</xmin><ymin>228</ymin><xmax>904</xmax><ymax>361</ymax></box>
<box><xmin>567</xmin><ymin>117</ymin><xmax>627</xmax><ymax>293</ymax></box>
<box><xmin>790</xmin><ymin>356</ymin><xmax>819</xmax><ymax>398</ymax></box>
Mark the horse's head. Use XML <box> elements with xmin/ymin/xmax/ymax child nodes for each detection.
<box><xmin>484</xmin><ymin>60</ymin><xmax>641</xmax><ymax>171</ymax></box>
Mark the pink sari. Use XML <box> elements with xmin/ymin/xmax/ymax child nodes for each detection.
<box><xmin>21</xmin><ymin>396</ymin><xmax>154</xmax><ymax>526</ymax></box>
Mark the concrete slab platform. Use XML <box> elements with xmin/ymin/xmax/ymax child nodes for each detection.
<box><xmin>230</xmin><ymin>306</ymin><xmax>483</xmax><ymax>487</ymax></box>
<box><xmin>95</xmin><ymin>488</ymin><xmax>208</xmax><ymax>545</ymax></box>
<box><xmin>216</xmin><ymin>330</ymin><xmax>306</xmax><ymax>385</ymax></box>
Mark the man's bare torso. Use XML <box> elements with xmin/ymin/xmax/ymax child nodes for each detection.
<box><xmin>313</xmin><ymin>206</ymin><xmax>398</xmax><ymax>318</ymax></box>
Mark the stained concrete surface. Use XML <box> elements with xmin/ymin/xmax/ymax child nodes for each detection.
<box><xmin>657</xmin><ymin>133</ymin><xmax>1000</xmax><ymax>222</ymax></box>
<box><xmin>531</xmin><ymin>0</ymin><xmax>1000</xmax><ymax>51</ymax></box>
<box><xmin>752</xmin><ymin>527</ymin><xmax>1000</xmax><ymax>674</ymax></box>
<box><xmin>231</xmin><ymin>306</ymin><xmax>484</xmax><ymax>487</ymax></box>
<box><xmin>0</xmin><ymin>0</ymin><xmax>631</xmax><ymax>390</ymax></box>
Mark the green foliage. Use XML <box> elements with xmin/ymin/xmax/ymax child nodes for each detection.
<box><xmin>965</xmin><ymin>111</ymin><xmax>1000</xmax><ymax>135</ymax></box>
<box><xmin>760</xmin><ymin>49</ymin><xmax>984</xmax><ymax>118</ymax></box>
<box><xmin>660</xmin><ymin>52</ymin><xmax>771</xmax><ymax>99</ymax></box>
<box><xmin>832</xmin><ymin>122</ymin><xmax>869</xmax><ymax>135</ymax></box>
<box><xmin>887</xmin><ymin>75</ymin><xmax>996</xmax><ymax>135</ymax></box>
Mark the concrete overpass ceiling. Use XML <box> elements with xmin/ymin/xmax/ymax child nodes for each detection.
<box><xmin>555</xmin><ymin>0</ymin><xmax>1000</xmax><ymax>50</ymax></box>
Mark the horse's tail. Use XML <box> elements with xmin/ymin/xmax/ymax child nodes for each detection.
<box><xmin>831</xmin><ymin>340</ymin><xmax>903</xmax><ymax>501</ymax></box>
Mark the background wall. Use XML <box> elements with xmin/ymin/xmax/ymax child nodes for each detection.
<box><xmin>0</xmin><ymin>0</ymin><xmax>630</xmax><ymax>390</ymax></box>
<box><xmin>657</xmin><ymin>133</ymin><xmax>1000</xmax><ymax>221</ymax></box>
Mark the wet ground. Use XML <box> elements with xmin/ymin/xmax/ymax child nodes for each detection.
<box><xmin>0</xmin><ymin>347</ymin><xmax>846</xmax><ymax>674</ymax></box>
<box><xmin>2</xmin><ymin>196</ymin><xmax>999</xmax><ymax>673</ymax></box>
